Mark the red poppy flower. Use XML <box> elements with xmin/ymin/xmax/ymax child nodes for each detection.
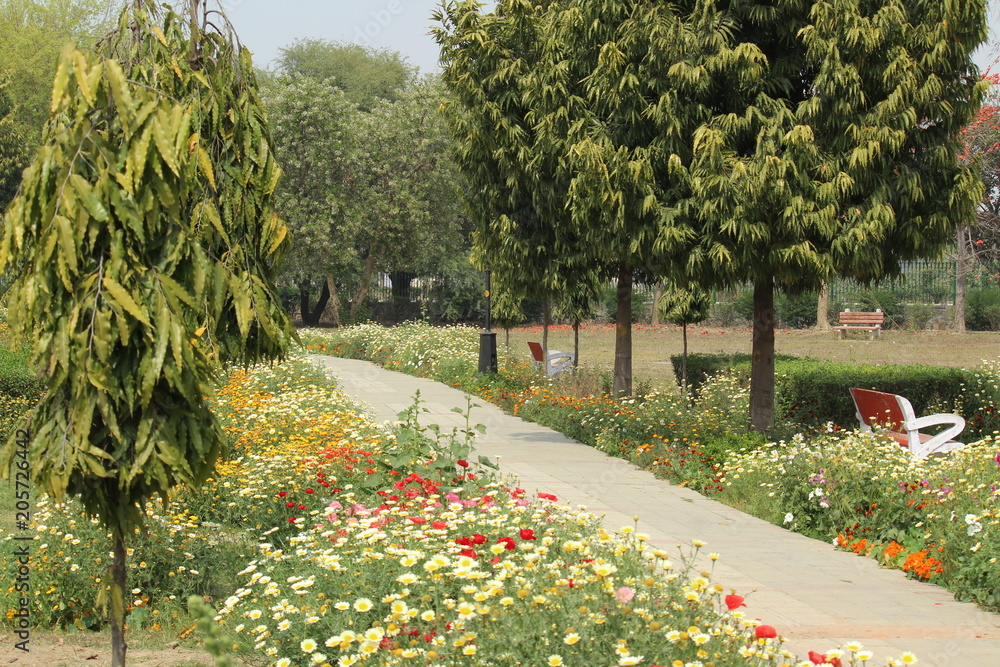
<box><xmin>809</xmin><ymin>651</ymin><xmax>828</xmax><ymax>664</ymax></box>
<box><xmin>286</xmin><ymin>502</ymin><xmax>296</xmax><ymax>508</ymax></box>
<box><xmin>538</xmin><ymin>492</ymin><xmax>557</xmax><ymax>501</ymax></box>
<box><xmin>497</xmin><ymin>537</ymin><xmax>516</xmax><ymax>550</ymax></box>
<box><xmin>456</xmin><ymin>460</ymin><xmax>470</xmax><ymax>468</ymax></box>
<box><xmin>305</xmin><ymin>488</ymin><xmax>314</xmax><ymax>494</ymax></box>
<box><xmin>754</xmin><ymin>625</ymin><xmax>778</xmax><ymax>639</ymax></box>
<box><xmin>431</xmin><ymin>521</ymin><xmax>448</xmax><ymax>530</ymax></box>
<box><xmin>724</xmin><ymin>594</ymin><xmax>746</xmax><ymax>610</ymax></box>
<box><xmin>472</xmin><ymin>533</ymin><xmax>487</xmax><ymax>545</ymax></box>
<box><xmin>297</xmin><ymin>504</ymin><xmax>306</xmax><ymax>510</ymax></box>
<box><xmin>519</xmin><ymin>528</ymin><xmax>536</xmax><ymax>540</ymax></box>
<box><xmin>277</xmin><ymin>491</ymin><xmax>288</xmax><ymax>498</ymax></box>
<box><xmin>287</xmin><ymin>517</ymin><xmax>296</xmax><ymax>523</ymax></box>
<box><xmin>455</xmin><ymin>536</ymin><xmax>474</xmax><ymax>547</ymax></box>
<box><xmin>410</xmin><ymin>517</ymin><xmax>426</xmax><ymax>524</ymax></box>
<box><xmin>459</xmin><ymin>549</ymin><xmax>477</xmax><ymax>558</ymax></box>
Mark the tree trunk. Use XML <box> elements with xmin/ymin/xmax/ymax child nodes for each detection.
<box><xmin>542</xmin><ymin>297</ymin><xmax>550</xmax><ymax>361</ymax></box>
<box><xmin>954</xmin><ymin>226</ymin><xmax>968</xmax><ymax>333</ymax></box>
<box><xmin>613</xmin><ymin>263</ymin><xmax>633</xmax><ymax>396</ymax></box>
<box><xmin>299</xmin><ymin>278</ymin><xmax>331</xmax><ymax>326</ymax></box>
<box><xmin>504</xmin><ymin>327</ymin><xmax>510</xmax><ymax>350</ymax></box>
<box><xmin>681</xmin><ymin>321</ymin><xmax>688</xmax><ymax>398</ymax></box>
<box><xmin>348</xmin><ymin>255</ymin><xmax>378</xmax><ymax>321</ymax></box>
<box><xmin>651</xmin><ymin>283</ymin><xmax>663</xmax><ymax>325</ymax></box>
<box><xmin>323</xmin><ymin>274</ymin><xmax>343</xmax><ymax>328</ymax></box>
<box><xmin>573</xmin><ymin>319</ymin><xmax>580</xmax><ymax>367</ymax></box>
<box><xmin>110</xmin><ymin>532</ymin><xmax>128</xmax><ymax>666</ymax></box>
<box><xmin>749</xmin><ymin>276</ymin><xmax>776</xmax><ymax>433</ymax></box>
<box><xmin>816</xmin><ymin>282</ymin><xmax>831</xmax><ymax>331</ymax></box>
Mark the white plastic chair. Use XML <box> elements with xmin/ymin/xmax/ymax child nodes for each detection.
<box><xmin>849</xmin><ymin>388</ymin><xmax>965</xmax><ymax>458</ymax></box>
<box><xmin>527</xmin><ymin>341</ymin><xmax>575</xmax><ymax>377</ymax></box>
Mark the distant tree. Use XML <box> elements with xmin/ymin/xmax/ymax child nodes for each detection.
<box><xmin>0</xmin><ymin>0</ymin><xmax>112</xmax><ymax>147</ymax></box>
<box><xmin>261</xmin><ymin>75</ymin><xmax>359</xmax><ymax>325</ymax></box>
<box><xmin>0</xmin><ymin>74</ymin><xmax>28</xmax><ymax>211</ymax></box>
<box><xmin>0</xmin><ymin>2</ymin><xmax>294</xmax><ymax>664</ymax></box>
<box><xmin>274</xmin><ymin>38</ymin><xmax>415</xmax><ymax>111</ymax></box>
<box><xmin>659</xmin><ymin>285</ymin><xmax>712</xmax><ymax>396</ymax></box>
<box><xmin>958</xmin><ymin>77</ymin><xmax>1000</xmax><ymax>331</ymax></box>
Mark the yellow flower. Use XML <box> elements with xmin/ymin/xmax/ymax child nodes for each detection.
<box><xmin>353</xmin><ymin>598</ymin><xmax>373</xmax><ymax>612</ymax></box>
<box><xmin>548</xmin><ymin>656</ymin><xmax>564</xmax><ymax>666</ymax></box>
<box><xmin>301</xmin><ymin>638</ymin><xmax>318</xmax><ymax>653</ymax></box>
<box><xmin>899</xmin><ymin>652</ymin><xmax>918</xmax><ymax>665</ymax></box>
<box><xmin>564</xmin><ymin>633</ymin><xmax>580</xmax><ymax>645</ymax></box>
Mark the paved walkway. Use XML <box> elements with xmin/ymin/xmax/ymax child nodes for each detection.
<box><xmin>309</xmin><ymin>355</ymin><xmax>1000</xmax><ymax>665</ymax></box>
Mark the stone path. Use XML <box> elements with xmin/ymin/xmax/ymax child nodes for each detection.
<box><xmin>310</xmin><ymin>355</ymin><xmax>1000</xmax><ymax>665</ymax></box>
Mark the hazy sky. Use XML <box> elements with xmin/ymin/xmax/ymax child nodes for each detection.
<box><xmin>214</xmin><ymin>0</ymin><xmax>999</xmax><ymax>76</ymax></box>
<box><xmin>215</xmin><ymin>0</ymin><xmax>492</xmax><ymax>74</ymax></box>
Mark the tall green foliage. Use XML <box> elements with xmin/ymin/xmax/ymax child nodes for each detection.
<box><xmin>0</xmin><ymin>0</ymin><xmax>112</xmax><ymax>148</ymax></box>
<box><xmin>0</xmin><ymin>1</ymin><xmax>293</xmax><ymax>661</ymax></box>
<box><xmin>0</xmin><ymin>74</ymin><xmax>28</xmax><ymax>211</ymax></box>
<box><xmin>438</xmin><ymin>0</ymin><xmax>986</xmax><ymax>419</ymax></box>
<box><xmin>683</xmin><ymin>0</ymin><xmax>986</xmax><ymax>430</ymax></box>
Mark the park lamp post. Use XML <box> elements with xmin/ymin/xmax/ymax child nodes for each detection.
<box><xmin>478</xmin><ymin>263</ymin><xmax>498</xmax><ymax>374</ymax></box>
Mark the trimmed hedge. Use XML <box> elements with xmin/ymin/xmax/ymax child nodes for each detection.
<box><xmin>670</xmin><ymin>353</ymin><xmax>1000</xmax><ymax>441</ymax></box>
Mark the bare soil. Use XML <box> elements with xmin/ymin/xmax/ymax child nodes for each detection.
<box><xmin>502</xmin><ymin>323</ymin><xmax>1000</xmax><ymax>387</ymax></box>
<box><xmin>0</xmin><ymin>631</ymin><xmax>218</xmax><ymax>667</ymax></box>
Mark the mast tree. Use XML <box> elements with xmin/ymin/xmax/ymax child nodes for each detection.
<box><xmin>683</xmin><ymin>0</ymin><xmax>987</xmax><ymax>430</ymax></box>
<box><xmin>0</xmin><ymin>2</ymin><xmax>294</xmax><ymax>663</ymax></box>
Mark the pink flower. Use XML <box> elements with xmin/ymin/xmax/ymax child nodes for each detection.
<box><xmin>614</xmin><ymin>587</ymin><xmax>634</xmax><ymax>603</ymax></box>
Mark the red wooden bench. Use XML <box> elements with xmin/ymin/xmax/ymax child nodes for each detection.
<box><xmin>833</xmin><ymin>310</ymin><xmax>884</xmax><ymax>339</ymax></box>
<box><xmin>849</xmin><ymin>388</ymin><xmax>965</xmax><ymax>458</ymax></box>
<box><xmin>527</xmin><ymin>341</ymin><xmax>575</xmax><ymax>376</ymax></box>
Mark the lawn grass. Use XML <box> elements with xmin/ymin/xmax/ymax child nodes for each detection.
<box><xmin>498</xmin><ymin>323</ymin><xmax>1000</xmax><ymax>387</ymax></box>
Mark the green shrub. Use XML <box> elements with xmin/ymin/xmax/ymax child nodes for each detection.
<box><xmin>773</xmin><ymin>360</ymin><xmax>1000</xmax><ymax>442</ymax></box>
<box><xmin>775</xmin><ymin>291</ymin><xmax>818</xmax><ymax>329</ymax></box>
<box><xmin>671</xmin><ymin>352</ymin><xmax>798</xmax><ymax>395</ymax></box>
<box><xmin>966</xmin><ymin>288</ymin><xmax>1000</xmax><ymax>331</ymax></box>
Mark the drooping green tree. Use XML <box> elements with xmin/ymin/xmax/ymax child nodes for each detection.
<box><xmin>435</xmin><ymin>1</ymin><xmax>567</xmax><ymax>359</ymax></box>
<box><xmin>435</xmin><ymin>0</ymin><xmax>753</xmax><ymax>394</ymax></box>
<box><xmin>681</xmin><ymin>0</ymin><xmax>987</xmax><ymax>430</ymax></box>
<box><xmin>0</xmin><ymin>1</ymin><xmax>294</xmax><ymax>663</ymax></box>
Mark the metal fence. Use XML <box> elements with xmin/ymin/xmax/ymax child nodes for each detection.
<box><xmin>831</xmin><ymin>258</ymin><xmax>999</xmax><ymax>305</ymax></box>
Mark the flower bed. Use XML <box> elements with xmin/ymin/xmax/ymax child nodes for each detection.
<box><xmin>1</xmin><ymin>351</ymin><xmax>910</xmax><ymax>665</ymax></box>
<box><xmin>302</xmin><ymin>323</ymin><xmax>1000</xmax><ymax>614</ymax></box>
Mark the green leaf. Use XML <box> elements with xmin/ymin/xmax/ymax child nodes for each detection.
<box><xmin>102</xmin><ymin>277</ymin><xmax>150</xmax><ymax>326</ymax></box>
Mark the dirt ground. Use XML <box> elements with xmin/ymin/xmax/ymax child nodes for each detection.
<box><xmin>0</xmin><ymin>631</ymin><xmax>216</xmax><ymax>666</ymax></box>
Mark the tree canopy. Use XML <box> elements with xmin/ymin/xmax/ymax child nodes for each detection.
<box><xmin>0</xmin><ymin>0</ymin><xmax>113</xmax><ymax>145</ymax></box>
<box><xmin>0</xmin><ymin>73</ymin><xmax>28</xmax><ymax>211</ymax></box>
<box><xmin>274</xmin><ymin>39</ymin><xmax>416</xmax><ymax>111</ymax></box>
<box><xmin>437</xmin><ymin>0</ymin><xmax>986</xmax><ymax>423</ymax></box>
